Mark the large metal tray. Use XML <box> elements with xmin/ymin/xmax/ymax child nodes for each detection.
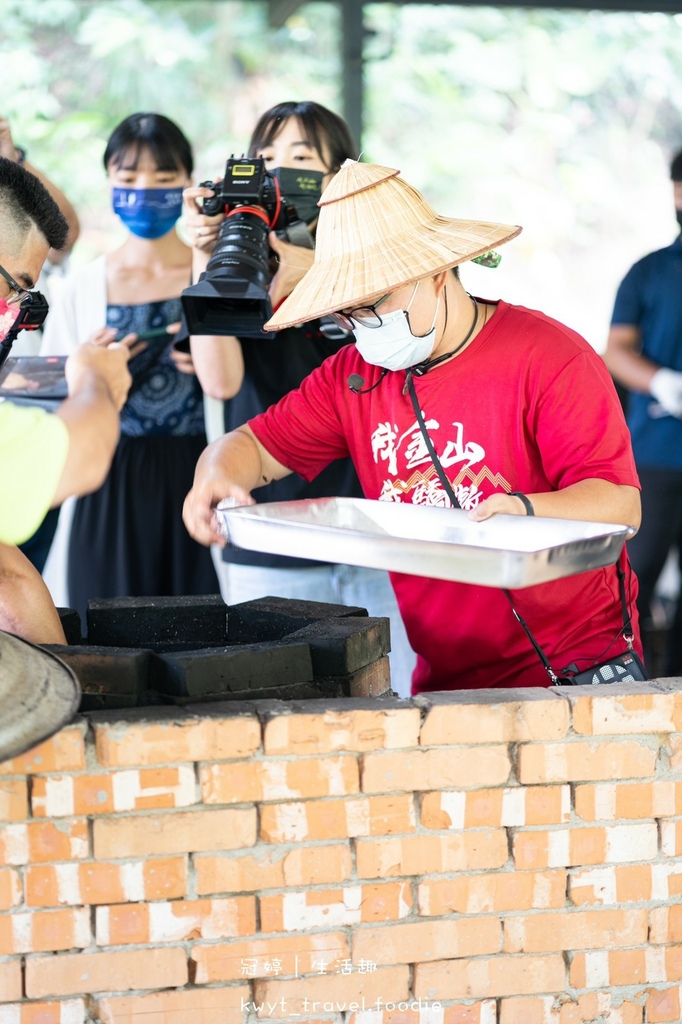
<box><xmin>216</xmin><ymin>497</ymin><xmax>634</xmax><ymax>589</ymax></box>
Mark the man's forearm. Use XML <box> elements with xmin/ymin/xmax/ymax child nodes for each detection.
<box><xmin>53</xmin><ymin>381</ymin><xmax>120</xmax><ymax>505</ymax></box>
<box><xmin>0</xmin><ymin>544</ymin><xmax>66</xmax><ymax>644</ymax></box>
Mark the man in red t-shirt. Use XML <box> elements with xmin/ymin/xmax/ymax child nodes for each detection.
<box><xmin>183</xmin><ymin>161</ymin><xmax>642</xmax><ymax>694</ymax></box>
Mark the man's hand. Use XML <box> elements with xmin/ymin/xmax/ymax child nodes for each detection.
<box><xmin>268</xmin><ymin>231</ymin><xmax>315</xmax><ymax>309</ymax></box>
<box><xmin>650</xmin><ymin>367</ymin><xmax>682</xmax><ymax>418</ymax></box>
<box><xmin>468</xmin><ymin>492</ymin><xmax>529</xmax><ymax>522</ymax></box>
<box><xmin>64</xmin><ymin>343</ymin><xmax>132</xmax><ymax>412</ymax></box>
<box><xmin>183</xmin><ymin>427</ymin><xmax>292</xmax><ymax>547</ymax></box>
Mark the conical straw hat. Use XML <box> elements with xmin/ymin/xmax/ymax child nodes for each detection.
<box><xmin>265</xmin><ymin>160</ymin><xmax>522</xmax><ymax>331</ymax></box>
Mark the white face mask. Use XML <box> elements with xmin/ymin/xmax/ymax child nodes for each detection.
<box><xmin>352</xmin><ymin>281</ymin><xmax>440</xmax><ymax>372</ymax></box>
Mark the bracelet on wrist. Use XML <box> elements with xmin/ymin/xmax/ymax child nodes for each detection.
<box><xmin>509</xmin><ymin>491</ymin><xmax>535</xmax><ymax>516</ymax></box>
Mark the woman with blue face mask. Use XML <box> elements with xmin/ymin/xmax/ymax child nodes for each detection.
<box><xmin>41</xmin><ymin>112</ymin><xmax>219</xmax><ymax>622</ymax></box>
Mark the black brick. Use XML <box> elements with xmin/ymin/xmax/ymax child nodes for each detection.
<box><xmin>283</xmin><ymin>616</ymin><xmax>391</xmax><ymax>676</ymax></box>
<box><xmin>227</xmin><ymin>597</ymin><xmax>367</xmax><ymax>645</ymax></box>
<box><xmin>41</xmin><ymin>645</ymin><xmax>153</xmax><ymax>710</ymax></box>
<box><xmin>86</xmin><ymin>595</ymin><xmax>228</xmax><ymax>647</ymax></box>
<box><xmin>56</xmin><ymin>608</ymin><xmax>83</xmax><ymax>645</ymax></box>
<box><xmin>152</xmin><ymin>641</ymin><xmax>314</xmax><ymax>697</ymax></box>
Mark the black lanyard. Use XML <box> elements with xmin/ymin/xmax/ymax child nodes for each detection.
<box><xmin>406</xmin><ymin>371</ymin><xmax>634</xmax><ymax>684</ymax></box>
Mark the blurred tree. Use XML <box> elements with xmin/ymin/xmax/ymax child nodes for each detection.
<box><xmin>3</xmin><ymin>0</ymin><xmax>682</xmax><ymax>344</ymax></box>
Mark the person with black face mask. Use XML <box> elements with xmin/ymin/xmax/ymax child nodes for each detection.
<box><xmin>605</xmin><ymin>147</ymin><xmax>682</xmax><ymax>677</ymax></box>
<box><xmin>41</xmin><ymin>112</ymin><xmax>220</xmax><ymax>622</ymax></box>
<box><xmin>185</xmin><ymin>101</ymin><xmax>416</xmax><ymax>696</ymax></box>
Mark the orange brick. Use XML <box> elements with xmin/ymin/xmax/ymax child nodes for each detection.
<box><xmin>195</xmin><ymin>852</ymin><xmax>285</xmax><ymax>895</ymax></box>
<box><xmin>421</xmin><ymin>785</ymin><xmax>569</xmax><ymax>830</ymax></box>
<box><xmin>0</xmin><ymin>778</ymin><xmax>28</xmax><ymax>821</ymax></box>
<box><xmin>97</xmin><ymin>986</ymin><xmax>250</xmax><ymax>1024</ymax></box>
<box><xmin>513</xmin><ymin>823</ymin><xmax>657</xmax><ymax>869</ymax></box>
<box><xmin>192</xmin><ymin>931</ymin><xmax>349</xmax><ymax>982</ymax></box>
<box><xmin>647</xmin><ymin>986</ymin><xmax>682</xmax><ymax>1023</ymax></box>
<box><xmin>518</xmin><ymin>739</ymin><xmax>657</xmax><ymax>784</ymax></box>
<box><xmin>260</xmin><ymin>882</ymin><xmax>413</xmax><ymax>931</ymax></box>
<box><xmin>569</xmin><ymin>948</ymin><xmax>652</xmax><ymax>988</ymax></box>
<box><xmin>362</xmin><ymin>746</ymin><xmax>511</xmax><ymax>792</ymax></box>
<box><xmin>419</xmin><ymin>870</ymin><xmax>567</xmax><ymax>915</ymax></box>
<box><xmin>96</xmin><ymin>896</ymin><xmax>255</xmax><ymax>945</ymax></box>
<box><xmin>26</xmin><ymin>947</ymin><xmax>188</xmax><ymax>998</ymax></box>
<box><xmin>575</xmin><ymin>780</ymin><xmax>682</xmax><ymax>822</ymax></box>
<box><xmin>0</xmin><ymin>1000</ymin><xmax>87</xmax><ymax>1023</ymax></box>
<box><xmin>414</xmin><ymin>953</ymin><xmax>565</xmax><ymax>999</ymax></box>
<box><xmin>93</xmin><ymin>807</ymin><xmax>256</xmax><ymax>858</ymax></box>
<box><xmin>25</xmin><ymin>857</ymin><xmax>187</xmax><ymax>907</ymax></box>
<box><xmin>0</xmin><ymin>819</ymin><xmax>88</xmax><ymax>865</ymax></box>
<box><xmin>260</xmin><ymin>794</ymin><xmax>415</xmax><ymax>843</ymax></box>
<box><xmin>348</xmin><ymin>1005</ymin><xmax>497</xmax><ymax>1024</ymax></box>
<box><xmin>251</xmin><ymin>965</ymin><xmax>410</xmax><ymax>1016</ymax></box>
<box><xmin>669</xmin><ymin>735</ymin><xmax>682</xmax><ymax>772</ymax></box>
<box><xmin>561</xmin><ymin>993</ymin><xmax>643</xmax><ymax>1024</ymax></box>
<box><xmin>263</xmin><ymin>707</ymin><xmax>421</xmax><ymax>755</ymax></box>
<box><xmin>651</xmin><ymin>906</ymin><xmax>682</xmax><ymax>944</ymax></box>
<box><xmin>0</xmin><ymin>960</ymin><xmax>23</xmax><ymax>1001</ymax></box>
<box><xmin>201</xmin><ymin>755</ymin><xmax>359</xmax><ymax>804</ymax></box>
<box><xmin>0</xmin><ymin>867</ymin><xmax>21</xmax><ymax>910</ymax></box>
<box><xmin>499</xmin><ymin>995</ymin><xmax>561</xmax><ymax>1024</ymax></box>
<box><xmin>569</xmin><ymin>864</ymin><xmax>654</xmax><ymax>906</ymax></box>
<box><xmin>32</xmin><ymin>767</ymin><xmax>197</xmax><ymax>818</ymax></box>
<box><xmin>282</xmin><ymin>843</ymin><xmax>353</xmax><ymax>886</ymax></box>
<box><xmin>504</xmin><ymin>907</ymin><xmax>646</xmax><ymax>953</ymax></box>
<box><xmin>95</xmin><ymin>714</ymin><xmax>261</xmax><ymax>767</ymax></box>
<box><xmin>420</xmin><ymin>691</ymin><xmax>569</xmax><ymax>745</ymax></box>
<box><xmin>357</xmin><ymin>831</ymin><xmax>508</xmax><ymax>878</ymax></box>
<box><xmin>353</xmin><ymin>917</ymin><xmax>501</xmax><ymax>964</ymax></box>
<box><xmin>571</xmin><ymin>686</ymin><xmax>676</xmax><ymax>735</ymax></box>
<box><xmin>0</xmin><ymin>906</ymin><xmax>90</xmax><ymax>954</ymax></box>
<box><xmin>0</xmin><ymin>725</ymin><xmax>85</xmax><ymax>775</ymax></box>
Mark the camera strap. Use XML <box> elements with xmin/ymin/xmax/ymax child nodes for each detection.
<box><xmin>406</xmin><ymin>372</ymin><xmax>635</xmax><ymax>685</ymax></box>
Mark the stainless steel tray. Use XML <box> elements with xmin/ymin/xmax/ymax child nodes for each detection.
<box><xmin>216</xmin><ymin>497</ymin><xmax>634</xmax><ymax>589</ymax></box>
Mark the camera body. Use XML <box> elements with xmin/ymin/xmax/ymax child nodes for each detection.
<box><xmin>201</xmin><ymin>157</ymin><xmax>299</xmax><ymax>234</ymax></box>
<box><xmin>181</xmin><ymin>157</ymin><xmax>309</xmax><ymax>338</ymax></box>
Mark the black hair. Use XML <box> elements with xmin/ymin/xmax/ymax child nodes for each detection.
<box><xmin>0</xmin><ymin>157</ymin><xmax>68</xmax><ymax>251</ymax></box>
<box><xmin>671</xmin><ymin>149</ymin><xmax>682</xmax><ymax>182</ymax></box>
<box><xmin>103</xmin><ymin>112</ymin><xmax>193</xmax><ymax>176</ymax></box>
<box><xmin>248</xmin><ymin>101</ymin><xmax>358</xmax><ymax>173</ymax></box>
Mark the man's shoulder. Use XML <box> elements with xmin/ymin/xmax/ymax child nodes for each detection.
<box><xmin>624</xmin><ymin>238</ymin><xmax>682</xmax><ymax>275</ymax></box>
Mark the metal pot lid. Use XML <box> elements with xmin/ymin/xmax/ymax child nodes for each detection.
<box><xmin>0</xmin><ymin>632</ymin><xmax>81</xmax><ymax>762</ymax></box>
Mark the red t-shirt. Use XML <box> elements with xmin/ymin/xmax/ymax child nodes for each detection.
<box><xmin>250</xmin><ymin>300</ymin><xmax>641</xmax><ymax>693</ymax></box>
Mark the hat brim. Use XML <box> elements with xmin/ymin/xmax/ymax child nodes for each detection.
<box><xmin>265</xmin><ymin>217</ymin><xmax>521</xmax><ymax>331</ymax></box>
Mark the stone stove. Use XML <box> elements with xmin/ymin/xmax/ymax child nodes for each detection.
<box><xmin>46</xmin><ymin>595</ymin><xmax>394</xmax><ymax>712</ymax></box>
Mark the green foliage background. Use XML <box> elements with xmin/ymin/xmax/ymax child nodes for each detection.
<box><xmin>3</xmin><ymin>0</ymin><xmax>682</xmax><ymax>346</ymax></box>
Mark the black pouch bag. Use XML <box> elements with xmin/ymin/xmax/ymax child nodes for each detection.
<box><xmin>557</xmin><ymin>649</ymin><xmax>647</xmax><ymax>686</ymax></box>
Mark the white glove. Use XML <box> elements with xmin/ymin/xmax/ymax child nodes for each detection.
<box><xmin>649</xmin><ymin>368</ymin><xmax>682</xmax><ymax>418</ymax></box>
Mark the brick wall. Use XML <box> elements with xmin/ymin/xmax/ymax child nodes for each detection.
<box><xmin>1</xmin><ymin>680</ymin><xmax>682</xmax><ymax>1023</ymax></box>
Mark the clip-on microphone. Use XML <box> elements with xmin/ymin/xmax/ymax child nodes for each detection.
<box><xmin>347</xmin><ymin>370</ymin><xmax>388</xmax><ymax>394</ymax></box>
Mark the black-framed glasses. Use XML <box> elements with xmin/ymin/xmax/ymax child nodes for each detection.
<box><xmin>0</xmin><ymin>263</ymin><xmax>31</xmax><ymax>306</ymax></box>
<box><xmin>327</xmin><ymin>292</ymin><xmax>392</xmax><ymax>332</ymax></box>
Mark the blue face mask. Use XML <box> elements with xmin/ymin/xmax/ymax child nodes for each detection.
<box><xmin>112</xmin><ymin>187</ymin><xmax>184</xmax><ymax>239</ymax></box>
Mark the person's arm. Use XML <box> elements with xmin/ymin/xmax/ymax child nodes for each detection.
<box><xmin>0</xmin><ymin>543</ymin><xmax>66</xmax><ymax>644</ymax></box>
<box><xmin>182</xmin><ymin>185</ymin><xmax>245</xmax><ymax>399</ymax></box>
<box><xmin>604</xmin><ymin>324</ymin><xmax>658</xmax><ymax>393</ymax></box>
<box><xmin>469</xmin><ymin>479</ymin><xmax>641</xmax><ymax>530</ymax></box>
<box><xmin>182</xmin><ymin>425</ymin><xmax>292</xmax><ymax>547</ymax></box>
<box><xmin>51</xmin><ymin>342</ymin><xmax>132</xmax><ymax>505</ymax></box>
<box><xmin>0</xmin><ymin>118</ymin><xmax>79</xmax><ymax>260</ymax></box>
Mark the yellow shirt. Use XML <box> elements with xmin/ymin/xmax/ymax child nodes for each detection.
<box><xmin>0</xmin><ymin>400</ymin><xmax>69</xmax><ymax>545</ymax></box>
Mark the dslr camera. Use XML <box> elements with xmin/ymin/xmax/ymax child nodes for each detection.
<box><xmin>181</xmin><ymin>156</ymin><xmax>315</xmax><ymax>338</ymax></box>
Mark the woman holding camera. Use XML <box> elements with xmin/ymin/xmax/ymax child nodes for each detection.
<box><xmin>185</xmin><ymin>100</ymin><xmax>415</xmax><ymax>695</ymax></box>
<box><xmin>41</xmin><ymin>112</ymin><xmax>219</xmax><ymax>621</ymax></box>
